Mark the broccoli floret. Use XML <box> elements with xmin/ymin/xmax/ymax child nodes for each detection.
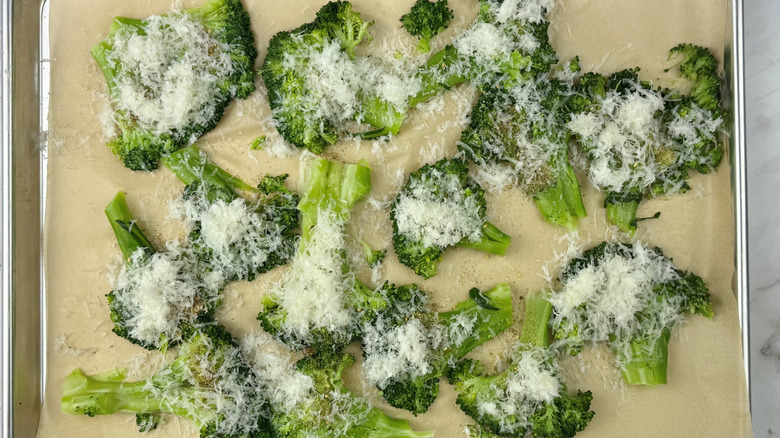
<box><xmin>391</xmin><ymin>157</ymin><xmax>511</xmax><ymax>279</ymax></box>
<box><xmin>91</xmin><ymin>0</ymin><xmax>256</xmax><ymax>171</ymax></box>
<box><xmin>448</xmin><ymin>294</ymin><xmax>595</xmax><ymax>438</ymax></box>
<box><xmin>104</xmin><ymin>192</ymin><xmax>218</xmax><ymax>349</ymax></box>
<box><xmin>363</xmin><ymin>283</ymin><xmax>513</xmax><ymax>415</ymax></box>
<box><xmin>410</xmin><ymin>0</ymin><xmax>558</xmax><ymax>107</ymax></box>
<box><xmin>161</xmin><ymin>145</ymin><xmax>299</xmax><ymax>285</ymax></box>
<box><xmin>549</xmin><ymin>242</ymin><xmax>714</xmax><ymax>385</ymax></box>
<box><xmin>570</xmin><ymin>47</ymin><xmax>724</xmax><ymax>234</ymax></box>
<box><xmin>401</xmin><ymin>0</ymin><xmax>454</xmax><ymax>54</ymax></box>
<box><xmin>459</xmin><ymin>72</ymin><xmax>587</xmax><ymax>230</ymax></box>
<box><xmin>61</xmin><ymin>325</ymin><xmax>273</xmax><ymax>437</ymax></box>
<box><xmin>258</xmin><ymin>158</ymin><xmax>389</xmax><ymax>351</ymax></box>
<box><xmin>270</xmin><ymin>350</ymin><xmax>433</xmax><ymax>438</ymax></box>
<box><xmin>261</xmin><ymin>1</ymin><xmax>407</xmax><ymax>153</ymax></box>
<box><xmin>361</xmin><ymin>240</ymin><xmax>387</xmax><ymax>268</ymax></box>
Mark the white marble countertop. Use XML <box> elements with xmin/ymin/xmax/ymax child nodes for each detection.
<box><xmin>747</xmin><ymin>0</ymin><xmax>780</xmax><ymax>436</ymax></box>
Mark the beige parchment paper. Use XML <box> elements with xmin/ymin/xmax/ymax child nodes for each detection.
<box><xmin>39</xmin><ymin>0</ymin><xmax>753</xmax><ymax>437</ymax></box>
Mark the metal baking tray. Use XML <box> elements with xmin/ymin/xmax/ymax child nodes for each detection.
<box><xmin>0</xmin><ymin>0</ymin><xmax>749</xmax><ymax>436</ymax></box>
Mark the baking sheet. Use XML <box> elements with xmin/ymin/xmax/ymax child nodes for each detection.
<box><xmin>38</xmin><ymin>0</ymin><xmax>752</xmax><ymax>437</ymax></box>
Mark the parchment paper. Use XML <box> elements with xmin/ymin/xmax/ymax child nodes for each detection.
<box><xmin>39</xmin><ymin>0</ymin><xmax>752</xmax><ymax>437</ymax></box>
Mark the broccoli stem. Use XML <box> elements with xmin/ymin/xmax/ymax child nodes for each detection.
<box><xmin>161</xmin><ymin>145</ymin><xmax>259</xmax><ymax>202</ymax></box>
<box><xmin>440</xmin><ymin>283</ymin><xmax>513</xmax><ymax>358</ymax></box>
<box><xmin>619</xmin><ymin>329</ymin><xmax>671</xmax><ymax>386</ymax></box>
<box><xmin>604</xmin><ymin>190</ymin><xmax>642</xmax><ymax>235</ymax></box>
<box><xmin>363</xmin><ymin>409</ymin><xmax>435</xmax><ymax>438</ymax></box>
<box><xmin>409</xmin><ymin>45</ymin><xmax>468</xmax><ymax>107</ymax></box>
<box><xmin>455</xmin><ymin>222</ymin><xmax>511</xmax><ymax>256</ymax></box>
<box><xmin>518</xmin><ymin>293</ymin><xmax>552</xmax><ymax>348</ymax></box>
<box><xmin>533</xmin><ymin>164</ymin><xmax>586</xmax><ymax>231</ymax></box>
<box><xmin>358</xmin><ymin>98</ymin><xmax>406</xmax><ymax>138</ymax></box>
<box><xmin>297</xmin><ymin>159</ymin><xmax>371</xmax><ymax>244</ymax></box>
<box><xmin>61</xmin><ymin>369</ymin><xmax>190</xmax><ymax>418</ymax></box>
<box><xmin>105</xmin><ymin>192</ymin><xmax>155</xmax><ymax>261</ymax></box>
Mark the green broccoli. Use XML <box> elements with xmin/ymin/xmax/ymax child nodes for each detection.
<box><xmin>104</xmin><ymin>191</ymin><xmax>218</xmax><ymax>349</ymax></box>
<box><xmin>258</xmin><ymin>158</ymin><xmax>389</xmax><ymax>350</ymax></box>
<box><xmin>270</xmin><ymin>349</ymin><xmax>433</xmax><ymax>438</ymax></box>
<box><xmin>91</xmin><ymin>0</ymin><xmax>256</xmax><ymax>171</ymax></box>
<box><xmin>400</xmin><ymin>0</ymin><xmax>454</xmax><ymax>53</ymax></box>
<box><xmin>61</xmin><ymin>325</ymin><xmax>273</xmax><ymax>437</ymax></box>
<box><xmin>549</xmin><ymin>242</ymin><xmax>714</xmax><ymax>385</ymax></box>
<box><xmin>569</xmin><ymin>46</ymin><xmax>724</xmax><ymax>234</ymax></box>
<box><xmin>261</xmin><ymin>1</ymin><xmax>408</xmax><ymax>153</ymax></box>
<box><xmin>390</xmin><ymin>157</ymin><xmax>511</xmax><ymax>279</ymax></box>
<box><xmin>361</xmin><ymin>240</ymin><xmax>387</xmax><ymax>268</ymax></box>
<box><xmin>459</xmin><ymin>61</ymin><xmax>587</xmax><ymax>230</ymax></box>
<box><xmin>161</xmin><ymin>145</ymin><xmax>299</xmax><ymax>285</ymax></box>
<box><xmin>362</xmin><ymin>282</ymin><xmax>513</xmax><ymax>415</ymax></box>
<box><xmin>410</xmin><ymin>0</ymin><xmax>558</xmax><ymax>106</ymax></box>
<box><xmin>448</xmin><ymin>293</ymin><xmax>595</xmax><ymax>438</ymax></box>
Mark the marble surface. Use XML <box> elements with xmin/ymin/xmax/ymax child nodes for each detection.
<box><xmin>746</xmin><ymin>0</ymin><xmax>780</xmax><ymax>436</ymax></box>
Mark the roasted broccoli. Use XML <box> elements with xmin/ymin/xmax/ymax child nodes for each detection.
<box><xmin>400</xmin><ymin>0</ymin><xmax>454</xmax><ymax>54</ymax></box>
<box><xmin>261</xmin><ymin>1</ymin><xmax>410</xmax><ymax>153</ymax></box>
<box><xmin>258</xmin><ymin>158</ymin><xmax>388</xmax><ymax>350</ymax></box>
<box><xmin>568</xmin><ymin>45</ymin><xmax>724</xmax><ymax>234</ymax></box>
<box><xmin>410</xmin><ymin>0</ymin><xmax>558</xmax><ymax>105</ymax></box>
<box><xmin>391</xmin><ymin>157</ymin><xmax>511</xmax><ymax>279</ymax></box>
<box><xmin>104</xmin><ymin>191</ymin><xmax>218</xmax><ymax>349</ymax></box>
<box><xmin>448</xmin><ymin>293</ymin><xmax>595</xmax><ymax>438</ymax></box>
<box><xmin>362</xmin><ymin>282</ymin><xmax>513</xmax><ymax>415</ymax></box>
<box><xmin>459</xmin><ymin>60</ymin><xmax>587</xmax><ymax>230</ymax></box>
<box><xmin>61</xmin><ymin>325</ymin><xmax>273</xmax><ymax>437</ymax></box>
<box><xmin>92</xmin><ymin>0</ymin><xmax>256</xmax><ymax>171</ymax></box>
<box><xmin>268</xmin><ymin>349</ymin><xmax>433</xmax><ymax>438</ymax></box>
<box><xmin>548</xmin><ymin>241</ymin><xmax>714</xmax><ymax>385</ymax></box>
<box><xmin>161</xmin><ymin>145</ymin><xmax>299</xmax><ymax>286</ymax></box>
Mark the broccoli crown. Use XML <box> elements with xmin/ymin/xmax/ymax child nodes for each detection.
<box><xmin>362</xmin><ymin>283</ymin><xmax>513</xmax><ymax>415</ymax></box>
<box><xmin>271</xmin><ymin>350</ymin><xmax>434</xmax><ymax>438</ymax></box>
<box><xmin>162</xmin><ymin>146</ymin><xmax>300</xmax><ymax>286</ymax></box>
<box><xmin>61</xmin><ymin>325</ymin><xmax>272</xmax><ymax>437</ymax></box>
<box><xmin>458</xmin><ymin>65</ymin><xmax>587</xmax><ymax>230</ymax></box>
<box><xmin>448</xmin><ymin>293</ymin><xmax>594</xmax><ymax>437</ymax></box>
<box><xmin>91</xmin><ymin>0</ymin><xmax>256</xmax><ymax>171</ymax></box>
<box><xmin>549</xmin><ymin>241</ymin><xmax>714</xmax><ymax>385</ymax></box>
<box><xmin>401</xmin><ymin>0</ymin><xmax>454</xmax><ymax>53</ymax></box>
<box><xmin>261</xmin><ymin>1</ymin><xmax>410</xmax><ymax>153</ymax></box>
<box><xmin>391</xmin><ymin>157</ymin><xmax>510</xmax><ymax>278</ymax></box>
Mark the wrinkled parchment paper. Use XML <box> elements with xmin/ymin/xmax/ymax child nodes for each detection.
<box><xmin>39</xmin><ymin>0</ymin><xmax>752</xmax><ymax>436</ymax></box>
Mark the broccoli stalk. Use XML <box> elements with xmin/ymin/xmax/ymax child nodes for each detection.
<box><xmin>62</xmin><ymin>326</ymin><xmax>273</xmax><ymax>437</ymax></box>
<box><xmin>400</xmin><ymin>0</ymin><xmax>454</xmax><ymax>54</ymax></box>
<box><xmin>533</xmin><ymin>158</ymin><xmax>588</xmax><ymax>231</ymax></box>
<box><xmin>375</xmin><ymin>283</ymin><xmax>513</xmax><ymax>415</ymax></box>
<box><xmin>257</xmin><ymin>158</ymin><xmax>382</xmax><ymax>351</ymax></box>
<box><xmin>161</xmin><ymin>144</ymin><xmax>260</xmax><ymax>202</ymax></box>
<box><xmin>604</xmin><ymin>190</ymin><xmax>643</xmax><ymax>235</ymax></box>
<box><xmin>447</xmin><ymin>293</ymin><xmax>595</xmax><ymax>438</ymax></box>
<box><xmin>272</xmin><ymin>350</ymin><xmax>434</xmax><ymax>438</ymax></box>
<box><xmin>105</xmin><ymin>191</ymin><xmax>155</xmax><ymax>262</ymax></box>
<box><xmin>454</xmin><ymin>222</ymin><xmax>512</xmax><ymax>256</ymax></box>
